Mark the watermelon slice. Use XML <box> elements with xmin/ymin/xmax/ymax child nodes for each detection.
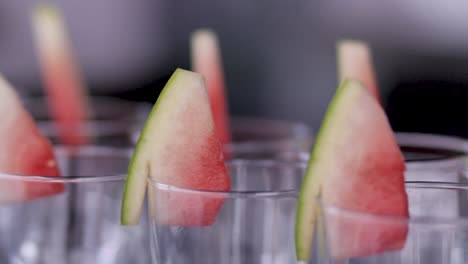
<box><xmin>337</xmin><ymin>40</ymin><xmax>380</xmax><ymax>101</ymax></box>
<box><xmin>0</xmin><ymin>75</ymin><xmax>63</xmax><ymax>203</ymax></box>
<box><xmin>32</xmin><ymin>3</ymin><xmax>90</xmax><ymax>145</ymax></box>
<box><xmin>121</xmin><ymin>69</ymin><xmax>230</xmax><ymax>226</ymax></box>
<box><xmin>191</xmin><ymin>29</ymin><xmax>231</xmax><ymax>145</ymax></box>
<box><xmin>295</xmin><ymin>80</ymin><xmax>408</xmax><ymax>261</ymax></box>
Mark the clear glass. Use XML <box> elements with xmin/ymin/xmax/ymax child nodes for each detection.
<box><xmin>24</xmin><ymin>96</ymin><xmax>151</xmax><ymax>147</ymax></box>
<box><xmin>0</xmin><ymin>146</ymin><xmax>149</xmax><ymax>264</ymax></box>
<box><xmin>148</xmin><ymin>159</ymin><xmax>307</xmax><ymax>264</ymax></box>
<box><xmin>319</xmin><ymin>182</ymin><xmax>468</xmax><ymax>264</ymax></box>
<box><xmin>224</xmin><ymin>117</ymin><xmax>313</xmax><ymax>159</ymax></box>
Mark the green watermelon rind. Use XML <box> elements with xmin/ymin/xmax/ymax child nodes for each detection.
<box><xmin>295</xmin><ymin>79</ymin><xmax>360</xmax><ymax>261</ymax></box>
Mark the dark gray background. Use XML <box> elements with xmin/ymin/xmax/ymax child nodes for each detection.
<box><xmin>0</xmin><ymin>0</ymin><xmax>466</xmax><ymax>137</ymax></box>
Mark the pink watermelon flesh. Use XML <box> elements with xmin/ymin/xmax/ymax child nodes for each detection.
<box><xmin>32</xmin><ymin>4</ymin><xmax>90</xmax><ymax>145</ymax></box>
<box><xmin>44</xmin><ymin>63</ymin><xmax>89</xmax><ymax>145</ymax></box>
<box><xmin>337</xmin><ymin>40</ymin><xmax>381</xmax><ymax>101</ymax></box>
<box><xmin>0</xmin><ymin>76</ymin><xmax>63</xmax><ymax>203</ymax></box>
<box><xmin>320</xmin><ymin>80</ymin><xmax>408</xmax><ymax>259</ymax></box>
<box><xmin>191</xmin><ymin>29</ymin><xmax>231</xmax><ymax>145</ymax></box>
<box><xmin>150</xmin><ymin>133</ymin><xmax>229</xmax><ymax>226</ymax></box>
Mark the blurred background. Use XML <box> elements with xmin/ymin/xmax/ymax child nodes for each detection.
<box><xmin>0</xmin><ymin>0</ymin><xmax>466</xmax><ymax>138</ymax></box>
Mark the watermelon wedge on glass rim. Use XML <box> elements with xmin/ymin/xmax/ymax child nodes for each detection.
<box><xmin>337</xmin><ymin>40</ymin><xmax>380</xmax><ymax>101</ymax></box>
<box><xmin>121</xmin><ymin>68</ymin><xmax>230</xmax><ymax>226</ymax></box>
<box><xmin>0</xmin><ymin>75</ymin><xmax>63</xmax><ymax>203</ymax></box>
<box><xmin>32</xmin><ymin>3</ymin><xmax>90</xmax><ymax>145</ymax></box>
<box><xmin>191</xmin><ymin>29</ymin><xmax>231</xmax><ymax>145</ymax></box>
<box><xmin>295</xmin><ymin>79</ymin><xmax>408</xmax><ymax>261</ymax></box>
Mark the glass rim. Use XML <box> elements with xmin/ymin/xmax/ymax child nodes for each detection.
<box><xmin>396</xmin><ymin>132</ymin><xmax>467</xmax><ymax>172</ymax></box>
<box><xmin>228</xmin><ymin>116</ymin><xmax>312</xmax><ymax>147</ymax></box>
<box><xmin>224</xmin><ymin>138</ymin><xmax>310</xmax><ymax>152</ymax></box>
<box><xmin>37</xmin><ymin>120</ymin><xmax>139</xmax><ymax>137</ymax></box>
<box><xmin>0</xmin><ymin>150</ymin><xmax>306</xmax><ymax>185</ymax></box>
<box><xmin>24</xmin><ymin>96</ymin><xmax>151</xmax><ymax>120</ymax></box>
<box><xmin>396</xmin><ymin>132</ymin><xmax>467</xmax><ymax>152</ymax></box>
<box><xmin>147</xmin><ymin>158</ymin><xmax>307</xmax><ymax>198</ymax></box>
<box><xmin>229</xmin><ymin>116</ymin><xmax>312</xmax><ymax>134</ymax></box>
<box><xmin>293</xmin><ymin>132</ymin><xmax>467</xmax><ymax>164</ymax></box>
<box><xmin>320</xmin><ymin>181</ymin><xmax>468</xmax><ymax>226</ymax></box>
<box><xmin>396</xmin><ymin>132</ymin><xmax>467</xmax><ymax>160</ymax></box>
<box><xmin>0</xmin><ymin>145</ymin><xmax>132</xmax><ymax>183</ymax></box>
<box><xmin>26</xmin><ymin>95</ymin><xmax>152</xmax><ymax>137</ymax></box>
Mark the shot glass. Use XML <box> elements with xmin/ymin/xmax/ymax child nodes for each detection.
<box><xmin>319</xmin><ymin>181</ymin><xmax>468</xmax><ymax>264</ymax></box>
<box><xmin>0</xmin><ymin>145</ymin><xmax>149</xmax><ymax>264</ymax></box>
<box><xmin>147</xmin><ymin>133</ymin><xmax>467</xmax><ymax>264</ymax></box>
<box><xmin>148</xmin><ymin>159</ymin><xmax>307</xmax><ymax>264</ymax></box>
<box><xmin>24</xmin><ymin>96</ymin><xmax>151</xmax><ymax>147</ymax></box>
